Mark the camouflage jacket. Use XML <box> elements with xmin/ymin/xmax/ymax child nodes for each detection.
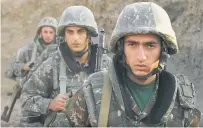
<box><xmin>65</xmin><ymin>57</ymin><xmax>201</xmax><ymax>127</ymax></box>
<box><xmin>5</xmin><ymin>37</ymin><xmax>55</xmax><ymax>86</ymax></box>
<box><xmin>8</xmin><ymin>38</ymin><xmax>52</xmax><ymax>85</ymax></box>
<box><xmin>20</xmin><ymin>43</ymin><xmax>110</xmax><ymax>127</ymax></box>
<box><xmin>20</xmin><ymin>43</ymin><xmax>58</xmax><ymax>86</ymax></box>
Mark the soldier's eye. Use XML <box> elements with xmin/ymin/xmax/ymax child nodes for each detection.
<box><xmin>147</xmin><ymin>44</ymin><xmax>155</xmax><ymax>48</ymax></box>
<box><xmin>128</xmin><ymin>43</ymin><xmax>134</xmax><ymax>46</ymax></box>
<box><xmin>66</xmin><ymin>30</ymin><xmax>73</xmax><ymax>35</ymax></box>
<box><xmin>78</xmin><ymin>29</ymin><xmax>86</xmax><ymax>34</ymax></box>
<box><xmin>127</xmin><ymin>42</ymin><xmax>136</xmax><ymax>46</ymax></box>
<box><xmin>145</xmin><ymin>41</ymin><xmax>158</xmax><ymax>48</ymax></box>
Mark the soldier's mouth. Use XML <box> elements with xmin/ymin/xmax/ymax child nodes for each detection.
<box><xmin>134</xmin><ymin>65</ymin><xmax>148</xmax><ymax>71</ymax></box>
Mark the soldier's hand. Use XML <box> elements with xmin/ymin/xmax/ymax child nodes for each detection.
<box><xmin>23</xmin><ymin>65</ymin><xmax>31</xmax><ymax>71</ymax></box>
<box><xmin>48</xmin><ymin>94</ymin><xmax>69</xmax><ymax>111</ymax></box>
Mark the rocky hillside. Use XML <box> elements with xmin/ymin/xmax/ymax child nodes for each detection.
<box><xmin>1</xmin><ymin>0</ymin><xmax>203</xmax><ymax>126</ymax></box>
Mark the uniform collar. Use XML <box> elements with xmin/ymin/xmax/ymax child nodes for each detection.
<box><xmin>108</xmin><ymin>55</ymin><xmax>178</xmax><ymax>125</ymax></box>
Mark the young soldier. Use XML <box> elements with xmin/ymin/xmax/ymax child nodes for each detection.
<box><xmin>20</xmin><ymin>6</ymin><xmax>109</xmax><ymax>127</ymax></box>
<box><xmin>64</xmin><ymin>2</ymin><xmax>201</xmax><ymax>127</ymax></box>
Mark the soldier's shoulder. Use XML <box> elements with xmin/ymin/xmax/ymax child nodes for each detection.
<box><xmin>18</xmin><ymin>41</ymin><xmax>34</xmax><ymax>54</ymax></box>
<box><xmin>47</xmin><ymin>50</ymin><xmax>61</xmax><ymax>61</ymax></box>
<box><xmin>40</xmin><ymin>51</ymin><xmax>60</xmax><ymax>65</ymax></box>
<box><xmin>87</xmin><ymin>70</ymin><xmax>111</xmax><ymax>90</ymax></box>
<box><xmin>88</xmin><ymin>71</ymin><xmax>105</xmax><ymax>85</ymax></box>
<box><xmin>174</xmin><ymin>74</ymin><xmax>202</xmax><ymax>126</ymax></box>
<box><xmin>174</xmin><ymin>74</ymin><xmax>195</xmax><ymax>108</ymax></box>
<box><xmin>26</xmin><ymin>41</ymin><xmax>35</xmax><ymax>49</ymax></box>
<box><xmin>175</xmin><ymin>74</ymin><xmax>192</xmax><ymax>85</ymax></box>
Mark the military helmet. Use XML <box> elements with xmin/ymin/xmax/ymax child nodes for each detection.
<box><xmin>37</xmin><ymin>17</ymin><xmax>58</xmax><ymax>34</ymax></box>
<box><xmin>109</xmin><ymin>2</ymin><xmax>178</xmax><ymax>55</ymax></box>
<box><xmin>57</xmin><ymin>6</ymin><xmax>98</xmax><ymax>37</ymax></box>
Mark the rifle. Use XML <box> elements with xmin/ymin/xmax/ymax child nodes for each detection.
<box><xmin>65</xmin><ymin>29</ymin><xmax>106</xmax><ymax>126</ymax></box>
<box><xmin>83</xmin><ymin>28</ymin><xmax>105</xmax><ymax>126</ymax></box>
<box><xmin>1</xmin><ymin>84</ymin><xmax>22</xmax><ymax>122</ymax></box>
<box><xmin>1</xmin><ymin>45</ymin><xmax>35</xmax><ymax>122</ymax></box>
<box><xmin>95</xmin><ymin>28</ymin><xmax>105</xmax><ymax>72</ymax></box>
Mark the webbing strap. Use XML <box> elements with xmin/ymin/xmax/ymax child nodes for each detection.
<box><xmin>98</xmin><ymin>70</ymin><xmax>112</xmax><ymax>127</ymax></box>
<box><xmin>59</xmin><ymin>60</ymin><xmax>67</xmax><ymax>94</ymax></box>
<box><xmin>30</xmin><ymin>43</ymin><xmax>38</xmax><ymax>63</ymax></box>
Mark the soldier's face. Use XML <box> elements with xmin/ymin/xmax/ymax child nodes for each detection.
<box><xmin>124</xmin><ymin>34</ymin><xmax>161</xmax><ymax>77</ymax></box>
<box><xmin>65</xmin><ymin>26</ymin><xmax>89</xmax><ymax>52</ymax></box>
<box><xmin>40</xmin><ymin>26</ymin><xmax>55</xmax><ymax>44</ymax></box>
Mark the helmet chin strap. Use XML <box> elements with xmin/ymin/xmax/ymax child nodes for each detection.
<box><xmin>124</xmin><ymin>52</ymin><xmax>170</xmax><ymax>81</ymax></box>
<box><xmin>117</xmin><ymin>38</ymin><xmax>169</xmax><ymax>81</ymax></box>
<box><xmin>68</xmin><ymin>37</ymin><xmax>91</xmax><ymax>57</ymax></box>
<box><xmin>70</xmin><ymin>45</ymin><xmax>89</xmax><ymax>57</ymax></box>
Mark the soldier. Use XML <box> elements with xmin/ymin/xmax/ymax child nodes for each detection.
<box><xmin>1</xmin><ymin>17</ymin><xmax>58</xmax><ymax>123</ymax></box>
<box><xmin>20</xmin><ymin>6</ymin><xmax>109</xmax><ymax>127</ymax></box>
<box><xmin>64</xmin><ymin>2</ymin><xmax>202</xmax><ymax>127</ymax></box>
<box><xmin>5</xmin><ymin>16</ymin><xmax>58</xmax><ymax>86</ymax></box>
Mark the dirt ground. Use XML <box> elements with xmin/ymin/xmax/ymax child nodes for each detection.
<box><xmin>1</xmin><ymin>0</ymin><xmax>203</xmax><ymax>127</ymax></box>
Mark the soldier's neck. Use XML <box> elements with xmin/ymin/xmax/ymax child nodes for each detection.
<box><xmin>129</xmin><ymin>74</ymin><xmax>157</xmax><ymax>85</ymax></box>
<box><xmin>77</xmin><ymin>51</ymin><xmax>89</xmax><ymax>64</ymax></box>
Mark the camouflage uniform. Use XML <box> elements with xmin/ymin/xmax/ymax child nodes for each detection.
<box><xmin>8</xmin><ymin>17</ymin><xmax>58</xmax><ymax>86</ymax></box>
<box><xmin>64</xmin><ymin>2</ymin><xmax>202</xmax><ymax>127</ymax></box>
<box><xmin>20</xmin><ymin>6</ymin><xmax>110</xmax><ymax>127</ymax></box>
<box><xmin>20</xmin><ymin>43</ymin><xmax>58</xmax><ymax>85</ymax></box>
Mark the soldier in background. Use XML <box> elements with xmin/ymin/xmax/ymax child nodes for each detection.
<box><xmin>5</xmin><ymin>16</ymin><xmax>58</xmax><ymax>86</ymax></box>
<box><xmin>64</xmin><ymin>2</ymin><xmax>201</xmax><ymax>127</ymax></box>
<box><xmin>20</xmin><ymin>6</ymin><xmax>110</xmax><ymax>127</ymax></box>
<box><xmin>1</xmin><ymin>17</ymin><xmax>58</xmax><ymax>123</ymax></box>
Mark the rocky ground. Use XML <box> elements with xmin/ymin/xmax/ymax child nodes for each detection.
<box><xmin>1</xmin><ymin>0</ymin><xmax>203</xmax><ymax>126</ymax></box>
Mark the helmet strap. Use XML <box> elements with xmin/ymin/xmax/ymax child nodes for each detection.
<box><xmin>117</xmin><ymin>38</ymin><xmax>170</xmax><ymax>81</ymax></box>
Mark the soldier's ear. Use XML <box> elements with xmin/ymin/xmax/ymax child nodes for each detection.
<box><xmin>39</xmin><ymin>31</ymin><xmax>42</xmax><ymax>38</ymax></box>
<box><xmin>118</xmin><ymin>38</ymin><xmax>124</xmax><ymax>53</ymax></box>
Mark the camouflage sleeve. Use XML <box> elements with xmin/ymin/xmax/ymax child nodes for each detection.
<box><xmin>65</xmin><ymin>85</ymin><xmax>90</xmax><ymax>126</ymax></box>
<box><xmin>22</xmin><ymin>49</ymin><xmax>50</xmax><ymax>85</ymax></box>
<box><xmin>32</xmin><ymin>48</ymin><xmax>51</xmax><ymax>72</ymax></box>
<box><xmin>21</xmin><ymin>56</ymin><xmax>54</xmax><ymax>116</ymax></box>
<box><xmin>13</xmin><ymin>45</ymin><xmax>31</xmax><ymax>77</ymax></box>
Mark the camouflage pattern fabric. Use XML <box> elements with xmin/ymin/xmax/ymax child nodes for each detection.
<box><xmin>57</xmin><ymin>6</ymin><xmax>98</xmax><ymax>37</ymax></box>
<box><xmin>12</xmin><ymin>38</ymin><xmax>51</xmax><ymax>84</ymax></box>
<box><xmin>5</xmin><ymin>16</ymin><xmax>58</xmax><ymax>85</ymax></box>
<box><xmin>109</xmin><ymin>2</ymin><xmax>178</xmax><ymax>55</ymax></box>
<box><xmin>36</xmin><ymin>16</ymin><xmax>58</xmax><ymax>34</ymax></box>
<box><xmin>20</xmin><ymin>43</ymin><xmax>58</xmax><ymax>86</ymax></box>
<box><xmin>20</xmin><ymin>48</ymin><xmax>110</xmax><ymax>127</ymax></box>
<box><xmin>20</xmin><ymin>5</ymin><xmax>102</xmax><ymax>127</ymax></box>
<box><xmin>63</xmin><ymin>2</ymin><xmax>201</xmax><ymax>126</ymax></box>
<box><xmin>64</xmin><ymin>57</ymin><xmax>201</xmax><ymax>127</ymax></box>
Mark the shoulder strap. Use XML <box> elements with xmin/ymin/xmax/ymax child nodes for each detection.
<box><xmin>30</xmin><ymin>43</ymin><xmax>38</xmax><ymax>63</ymax></box>
<box><xmin>59</xmin><ymin>59</ymin><xmax>67</xmax><ymax>94</ymax></box>
<box><xmin>44</xmin><ymin>59</ymin><xmax>67</xmax><ymax>127</ymax></box>
<box><xmin>98</xmin><ymin>70</ymin><xmax>112</xmax><ymax>127</ymax></box>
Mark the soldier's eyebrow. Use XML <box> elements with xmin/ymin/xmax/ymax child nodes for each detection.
<box><xmin>77</xmin><ymin>28</ymin><xmax>86</xmax><ymax>32</ymax></box>
<box><xmin>65</xmin><ymin>28</ymin><xmax>74</xmax><ymax>32</ymax></box>
<box><xmin>125</xmin><ymin>40</ymin><xmax>160</xmax><ymax>45</ymax></box>
<box><xmin>125</xmin><ymin>40</ymin><xmax>139</xmax><ymax>44</ymax></box>
<box><xmin>144</xmin><ymin>41</ymin><xmax>159</xmax><ymax>45</ymax></box>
